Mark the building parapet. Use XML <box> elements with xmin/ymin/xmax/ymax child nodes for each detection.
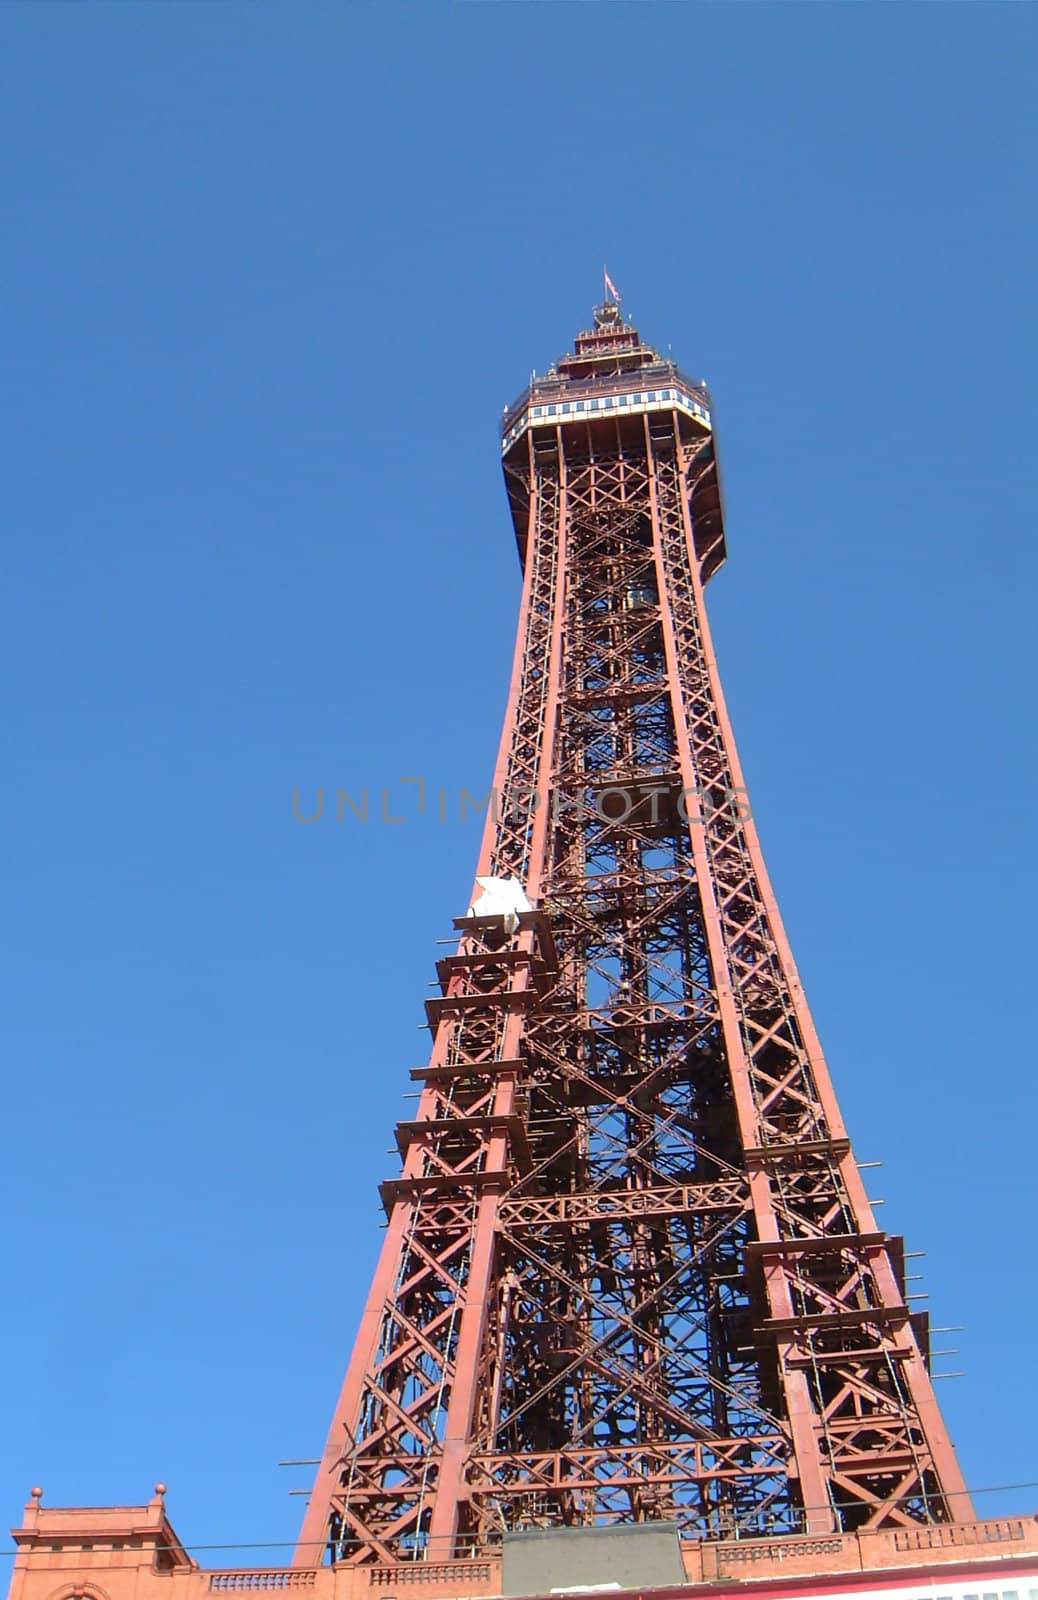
<box><xmin>8</xmin><ymin>1493</ymin><xmax>1038</xmax><ymax>1600</ymax></box>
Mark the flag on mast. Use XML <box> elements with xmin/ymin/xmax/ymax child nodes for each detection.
<box><xmin>603</xmin><ymin>267</ymin><xmax>622</xmax><ymax>304</ymax></box>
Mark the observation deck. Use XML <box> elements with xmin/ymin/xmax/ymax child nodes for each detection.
<box><xmin>501</xmin><ymin>302</ymin><xmax>712</xmax><ymax>457</ymax></box>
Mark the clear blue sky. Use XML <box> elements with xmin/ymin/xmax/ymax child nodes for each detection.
<box><xmin>1</xmin><ymin>0</ymin><xmax>1035</xmax><ymax>1566</ymax></box>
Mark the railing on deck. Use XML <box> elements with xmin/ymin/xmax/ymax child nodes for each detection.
<box><xmin>501</xmin><ymin>364</ymin><xmax>708</xmax><ymax>435</ymax></box>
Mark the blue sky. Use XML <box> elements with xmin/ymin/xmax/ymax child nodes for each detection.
<box><xmin>1</xmin><ymin>0</ymin><xmax>1035</xmax><ymax>1566</ymax></box>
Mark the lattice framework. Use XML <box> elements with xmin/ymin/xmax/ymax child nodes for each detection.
<box><xmin>296</xmin><ymin>312</ymin><xmax>970</xmax><ymax>1567</ymax></box>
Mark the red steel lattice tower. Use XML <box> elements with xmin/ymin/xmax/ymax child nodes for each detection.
<box><xmin>296</xmin><ymin>302</ymin><xmax>971</xmax><ymax>1567</ymax></box>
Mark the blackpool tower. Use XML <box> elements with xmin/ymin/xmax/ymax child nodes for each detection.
<box><xmin>294</xmin><ymin>297</ymin><xmax>971</xmax><ymax>1564</ymax></box>
<box><xmin>11</xmin><ymin>300</ymin><xmax>1035</xmax><ymax>1600</ymax></box>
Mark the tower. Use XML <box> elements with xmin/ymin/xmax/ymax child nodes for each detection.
<box><xmin>294</xmin><ymin>300</ymin><xmax>972</xmax><ymax>1568</ymax></box>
